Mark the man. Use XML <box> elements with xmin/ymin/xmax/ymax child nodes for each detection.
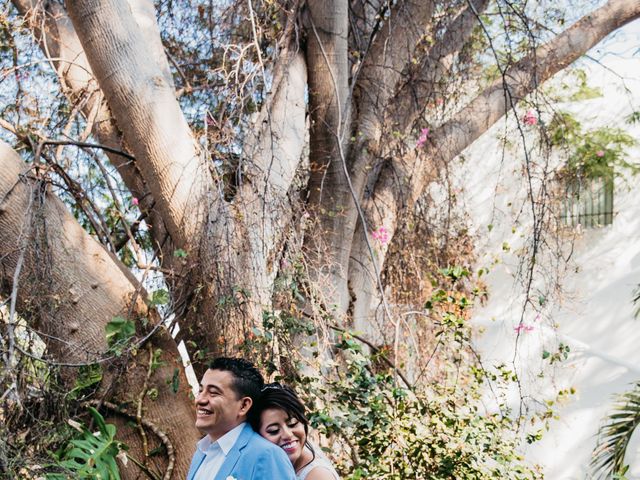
<box><xmin>187</xmin><ymin>357</ymin><xmax>297</xmax><ymax>480</ymax></box>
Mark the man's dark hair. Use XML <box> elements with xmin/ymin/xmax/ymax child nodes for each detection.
<box><xmin>208</xmin><ymin>357</ymin><xmax>264</xmax><ymax>402</ymax></box>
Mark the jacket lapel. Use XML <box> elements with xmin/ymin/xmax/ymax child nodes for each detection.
<box><xmin>215</xmin><ymin>424</ymin><xmax>252</xmax><ymax>480</ymax></box>
<box><xmin>187</xmin><ymin>449</ymin><xmax>206</xmax><ymax>480</ymax></box>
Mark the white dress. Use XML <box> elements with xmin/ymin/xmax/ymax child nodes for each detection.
<box><xmin>296</xmin><ymin>446</ymin><xmax>340</xmax><ymax>480</ymax></box>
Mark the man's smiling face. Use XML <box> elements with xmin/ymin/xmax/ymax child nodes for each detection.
<box><xmin>195</xmin><ymin>369</ymin><xmax>251</xmax><ymax>441</ymax></box>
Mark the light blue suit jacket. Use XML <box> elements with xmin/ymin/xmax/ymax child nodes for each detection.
<box><xmin>187</xmin><ymin>423</ymin><xmax>297</xmax><ymax>480</ymax></box>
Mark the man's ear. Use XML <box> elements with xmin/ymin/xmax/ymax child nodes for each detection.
<box><xmin>239</xmin><ymin>397</ymin><xmax>253</xmax><ymax>416</ymax></box>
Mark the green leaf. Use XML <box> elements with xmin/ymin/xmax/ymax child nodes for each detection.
<box><xmin>47</xmin><ymin>407</ymin><xmax>126</xmax><ymax>480</ymax></box>
<box><xmin>173</xmin><ymin>248</ymin><xmax>188</xmax><ymax>258</ymax></box>
<box><xmin>105</xmin><ymin>317</ymin><xmax>136</xmax><ymax>355</ymax></box>
<box><xmin>149</xmin><ymin>289</ymin><xmax>169</xmax><ymax>307</ymax></box>
<box><xmin>591</xmin><ymin>383</ymin><xmax>640</xmax><ymax>479</ymax></box>
<box><xmin>67</xmin><ymin>364</ymin><xmax>103</xmax><ymax>402</ymax></box>
<box><xmin>105</xmin><ymin>317</ymin><xmax>135</xmax><ymax>346</ymax></box>
<box><xmin>171</xmin><ymin>368</ymin><xmax>180</xmax><ymax>393</ymax></box>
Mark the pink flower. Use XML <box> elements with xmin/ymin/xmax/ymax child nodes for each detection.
<box><xmin>132</xmin><ymin>197</ymin><xmax>139</xmax><ymax>206</ymax></box>
<box><xmin>371</xmin><ymin>226</ymin><xmax>389</xmax><ymax>244</ymax></box>
<box><xmin>596</xmin><ymin>150</ymin><xmax>605</xmax><ymax>157</ymax></box>
<box><xmin>416</xmin><ymin>128</ymin><xmax>430</xmax><ymax>148</ymax></box>
<box><xmin>523</xmin><ymin>110</ymin><xmax>537</xmax><ymax>126</ymax></box>
<box><xmin>514</xmin><ymin>324</ymin><xmax>534</xmax><ymax>334</ymax></box>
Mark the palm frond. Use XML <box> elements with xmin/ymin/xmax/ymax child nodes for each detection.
<box><xmin>632</xmin><ymin>285</ymin><xmax>640</xmax><ymax>319</ymax></box>
<box><xmin>591</xmin><ymin>382</ymin><xmax>640</xmax><ymax>479</ymax></box>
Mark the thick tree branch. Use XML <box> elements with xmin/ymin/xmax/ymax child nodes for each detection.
<box><xmin>347</xmin><ymin>0</ymin><xmax>491</xmax><ymax>306</ymax></box>
<box><xmin>338</xmin><ymin>0</ymin><xmax>437</xmax><ymax>236</ymax></box>
<box><xmin>243</xmin><ymin>50</ymin><xmax>307</xmax><ymax>197</ymax></box>
<box><xmin>376</xmin><ymin>0</ymin><xmax>640</xmax><ymax>225</ymax></box>
<box><xmin>432</xmin><ymin>0</ymin><xmax>640</xmax><ymax>166</ymax></box>
<box><xmin>66</xmin><ymin>0</ymin><xmax>215</xmax><ymax>247</ymax></box>
<box><xmin>356</xmin><ymin>0</ymin><xmax>435</xmax><ymax>142</ymax></box>
<box><xmin>388</xmin><ymin>0</ymin><xmax>492</xmax><ymax>134</ymax></box>
<box><xmin>0</xmin><ymin>141</ymin><xmax>143</xmax><ymax>360</ymax></box>
<box><xmin>12</xmin><ymin>0</ymin><xmax>170</xmax><ymax>247</ymax></box>
<box><xmin>238</xmin><ymin>51</ymin><xmax>307</xmax><ymax>302</ymax></box>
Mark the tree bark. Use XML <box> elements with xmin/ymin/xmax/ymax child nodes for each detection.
<box><xmin>304</xmin><ymin>0</ymin><xmax>353</xmax><ymax>315</ymax></box>
<box><xmin>238</xmin><ymin>50</ymin><xmax>308</xmax><ymax>307</ymax></box>
<box><xmin>0</xmin><ymin>141</ymin><xmax>198</xmax><ymax>478</ymax></box>
<box><xmin>387</xmin><ymin>0</ymin><xmax>492</xmax><ymax>134</ymax></box>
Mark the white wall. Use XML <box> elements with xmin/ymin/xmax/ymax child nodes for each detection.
<box><xmin>462</xmin><ymin>22</ymin><xmax>640</xmax><ymax>479</ymax></box>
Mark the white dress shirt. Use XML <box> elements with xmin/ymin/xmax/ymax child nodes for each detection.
<box><xmin>193</xmin><ymin>422</ymin><xmax>246</xmax><ymax>480</ymax></box>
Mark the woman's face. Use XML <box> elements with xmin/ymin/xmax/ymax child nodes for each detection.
<box><xmin>259</xmin><ymin>408</ymin><xmax>307</xmax><ymax>469</ymax></box>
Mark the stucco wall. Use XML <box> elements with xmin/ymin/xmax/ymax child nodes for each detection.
<box><xmin>464</xmin><ymin>23</ymin><xmax>640</xmax><ymax>479</ymax></box>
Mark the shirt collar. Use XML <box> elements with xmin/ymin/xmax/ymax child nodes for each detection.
<box><xmin>218</xmin><ymin>422</ymin><xmax>246</xmax><ymax>455</ymax></box>
<box><xmin>197</xmin><ymin>422</ymin><xmax>246</xmax><ymax>456</ymax></box>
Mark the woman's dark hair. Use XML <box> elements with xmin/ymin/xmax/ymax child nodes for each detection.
<box><xmin>249</xmin><ymin>383</ymin><xmax>309</xmax><ymax>436</ymax></box>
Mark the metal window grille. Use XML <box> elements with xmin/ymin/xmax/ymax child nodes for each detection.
<box><xmin>560</xmin><ymin>175</ymin><xmax>614</xmax><ymax>227</ymax></box>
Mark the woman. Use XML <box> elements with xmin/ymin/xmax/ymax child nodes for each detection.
<box><xmin>250</xmin><ymin>383</ymin><xmax>340</xmax><ymax>480</ymax></box>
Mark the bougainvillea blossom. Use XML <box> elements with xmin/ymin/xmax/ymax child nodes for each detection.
<box><xmin>372</xmin><ymin>226</ymin><xmax>390</xmax><ymax>244</ymax></box>
<box><xmin>416</xmin><ymin>128</ymin><xmax>430</xmax><ymax>148</ymax></box>
<box><xmin>523</xmin><ymin>110</ymin><xmax>537</xmax><ymax>126</ymax></box>
<box><xmin>514</xmin><ymin>323</ymin><xmax>534</xmax><ymax>333</ymax></box>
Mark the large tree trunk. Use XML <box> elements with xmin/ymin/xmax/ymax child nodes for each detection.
<box><xmin>304</xmin><ymin>0</ymin><xmax>353</xmax><ymax>316</ymax></box>
<box><xmin>174</xmin><ymin>49</ymin><xmax>309</xmax><ymax>375</ymax></box>
<box><xmin>343</xmin><ymin>0</ymin><xmax>487</xmax><ymax>333</ymax></box>
<box><xmin>0</xmin><ymin>142</ymin><xmax>198</xmax><ymax>478</ymax></box>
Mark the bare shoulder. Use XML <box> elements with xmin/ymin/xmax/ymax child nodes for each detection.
<box><xmin>304</xmin><ymin>465</ymin><xmax>338</xmax><ymax>480</ymax></box>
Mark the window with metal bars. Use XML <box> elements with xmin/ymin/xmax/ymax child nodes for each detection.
<box><xmin>560</xmin><ymin>173</ymin><xmax>614</xmax><ymax>227</ymax></box>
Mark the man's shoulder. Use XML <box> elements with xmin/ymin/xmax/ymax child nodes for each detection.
<box><xmin>231</xmin><ymin>427</ymin><xmax>296</xmax><ymax>479</ymax></box>
<box><xmin>241</xmin><ymin>427</ymin><xmax>284</xmax><ymax>453</ymax></box>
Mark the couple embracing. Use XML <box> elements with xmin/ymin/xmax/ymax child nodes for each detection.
<box><xmin>187</xmin><ymin>357</ymin><xmax>340</xmax><ymax>480</ymax></box>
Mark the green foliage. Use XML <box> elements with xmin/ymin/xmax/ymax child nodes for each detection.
<box><xmin>591</xmin><ymin>382</ymin><xmax>640</xmax><ymax>479</ymax></box>
<box><xmin>262</xmin><ymin>271</ymin><xmax>543</xmax><ymax>480</ymax></box>
<box><xmin>66</xmin><ymin>364</ymin><xmax>103</xmax><ymax>401</ymax></box>
<box><xmin>171</xmin><ymin>368</ymin><xmax>180</xmax><ymax>394</ymax></box>
<box><xmin>626</xmin><ymin>111</ymin><xmax>640</xmax><ymax>125</ymax></box>
<box><xmin>105</xmin><ymin>316</ymin><xmax>136</xmax><ymax>355</ymax></box>
<box><xmin>302</xmin><ymin>330</ymin><xmax>540</xmax><ymax>478</ymax></box>
<box><xmin>549</xmin><ymin>112</ymin><xmax>638</xmax><ymax>180</ymax></box>
<box><xmin>149</xmin><ymin>348</ymin><xmax>166</xmax><ymax>374</ymax></box>
<box><xmin>567</xmin><ymin>69</ymin><xmax>603</xmax><ymax>101</ymax></box>
<box><xmin>173</xmin><ymin>248</ymin><xmax>188</xmax><ymax>258</ymax></box>
<box><xmin>542</xmin><ymin>343</ymin><xmax>570</xmax><ymax>364</ymax></box>
<box><xmin>238</xmin><ymin>309</ymin><xmax>316</xmax><ymax>376</ymax></box>
<box><xmin>148</xmin><ymin>288</ymin><xmax>169</xmax><ymax>307</ymax></box>
<box><xmin>47</xmin><ymin>407</ymin><xmax>126</xmax><ymax>480</ymax></box>
<box><xmin>438</xmin><ymin>265</ymin><xmax>470</xmax><ymax>282</ymax></box>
